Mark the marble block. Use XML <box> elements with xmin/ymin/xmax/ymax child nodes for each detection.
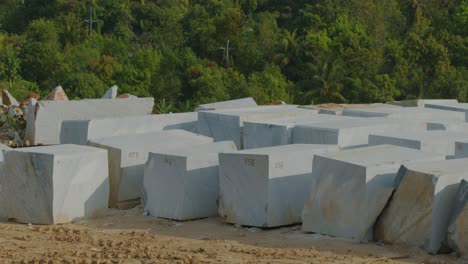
<box><xmin>375</xmin><ymin>159</ymin><xmax>468</xmax><ymax>254</ymax></box>
<box><xmin>26</xmin><ymin>98</ymin><xmax>154</xmax><ymax>145</ymax></box>
<box><xmin>2</xmin><ymin>144</ymin><xmax>109</xmax><ymax>224</ymax></box>
<box><xmin>198</xmin><ymin>105</ymin><xmax>318</xmax><ymax>149</ymax></box>
<box><xmin>425</xmin><ymin>103</ymin><xmax>468</xmax><ymax>121</ymax></box>
<box><xmin>387</xmin><ymin>99</ymin><xmax>458</xmax><ymax>107</ymax></box>
<box><xmin>369</xmin><ymin>131</ymin><xmax>468</xmax><ymax>157</ymax></box>
<box><xmin>61</xmin><ymin>112</ymin><xmax>198</xmax><ymax>145</ymax></box>
<box><xmin>343</xmin><ymin>107</ymin><xmax>466</xmax><ymax>121</ymax></box>
<box><xmin>243</xmin><ymin>115</ymin><xmax>355</xmax><ymax>149</ymax></box>
<box><xmin>102</xmin><ymin>85</ymin><xmax>118</xmax><ymax>99</ymax></box>
<box><xmin>292</xmin><ymin>118</ymin><xmax>415</xmax><ymax>149</ymax></box>
<box><xmin>89</xmin><ymin>130</ymin><xmax>213</xmax><ymax>208</ymax></box>
<box><xmin>219</xmin><ymin>144</ymin><xmax>338</xmax><ymax>227</ymax></box>
<box><xmin>448</xmin><ymin>179</ymin><xmax>468</xmax><ymax>256</ymax></box>
<box><xmin>144</xmin><ymin>141</ymin><xmax>237</xmax><ymax>220</ymax></box>
<box><xmin>302</xmin><ymin>145</ymin><xmax>445</xmax><ymax>241</ymax></box>
<box><xmin>195</xmin><ymin>97</ymin><xmax>257</xmax><ymax>111</ymax></box>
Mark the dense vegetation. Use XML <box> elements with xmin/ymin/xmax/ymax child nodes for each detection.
<box><xmin>0</xmin><ymin>0</ymin><xmax>467</xmax><ymax>110</ymax></box>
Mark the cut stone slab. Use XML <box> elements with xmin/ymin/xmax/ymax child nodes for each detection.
<box><xmin>102</xmin><ymin>85</ymin><xmax>118</xmax><ymax>99</ymax></box>
<box><xmin>243</xmin><ymin>114</ymin><xmax>355</xmax><ymax>149</ymax></box>
<box><xmin>425</xmin><ymin>103</ymin><xmax>468</xmax><ymax>121</ymax></box>
<box><xmin>144</xmin><ymin>141</ymin><xmax>237</xmax><ymax>220</ymax></box>
<box><xmin>61</xmin><ymin>112</ymin><xmax>198</xmax><ymax>145</ymax></box>
<box><xmin>1</xmin><ymin>89</ymin><xmax>19</xmax><ymax>106</ymax></box>
<box><xmin>375</xmin><ymin>159</ymin><xmax>468</xmax><ymax>253</ymax></box>
<box><xmin>343</xmin><ymin>107</ymin><xmax>466</xmax><ymax>122</ymax></box>
<box><xmin>195</xmin><ymin>97</ymin><xmax>257</xmax><ymax>111</ymax></box>
<box><xmin>302</xmin><ymin>145</ymin><xmax>445</xmax><ymax>242</ymax></box>
<box><xmin>25</xmin><ymin>98</ymin><xmax>154</xmax><ymax>145</ymax></box>
<box><xmin>369</xmin><ymin>131</ymin><xmax>468</xmax><ymax>157</ymax></box>
<box><xmin>89</xmin><ymin>130</ymin><xmax>213</xmax><ymax>208</ymax></box>
<box><xmin>2</xmin><ymin>144</ymin><xmax>109</xmax><ymax>224</ymax></box>
<box><xmin>448</xmin><ymin>179</ymin><xmax>468</xmax><ymax>256</ymax></box>
<box><xmin>0</xmin><ymin>144</ymin><xmax>11</xmax><ymax>218</ymax></box>
<box><xmin>300</xmin><ymin>103</ymin><xmax>399</xmax><ymax>115</ymax></box>
<box><xmin>43</xmin><ymin>86</ymin><xmax>69</xmax><ymax>101</ymax></box>
<box><xmin>292</xmin><ymin>118</ymin><xmax>421</xmax><ymax>149</ymax></box>
<box><xmin>198</xmin><ymin>105</ymin><xmax>318</xmax><ymax>149</ymax></box>
<box><xmin>219</xmin><ymin>144</ymin><xmax>339</xmax><ymax>227</ymax></box>
<box><xmin>387</xmin><ymin>99</ymin><xmax>458</xmax><ymax>107</ymax></box>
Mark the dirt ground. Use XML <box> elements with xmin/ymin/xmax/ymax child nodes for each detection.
<box><xmin>0</xmin><ymin>207</ymin><xmax>465</xmax><ymax>264</ymax></box>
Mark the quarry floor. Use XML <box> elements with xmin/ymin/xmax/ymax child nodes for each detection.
<box><xmin>0</xmin><ymin>207</ymin><xmax>464</xmax><ymax>264</ymax></box>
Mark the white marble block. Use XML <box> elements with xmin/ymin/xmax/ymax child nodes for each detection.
<box><xmin>102</xmin><ymin>85</ymin><xmax>118</xmax><ymax>99</ymax></box>
<box><xmin>0</xmin><ymin>144</ymin><xmax>11</xmax><ymax>218</ymax></box>
<box><xmin>343</xmin><ymin>107</ymin><xmax>466</xmax><ymax>121</ymax></box>
<box><xmin>26</xmin><ymin>98</ymin><xmax>154</xmax><ymax>145</ymax></box>
<box><xmin>425</xmin><ymin>103</ymin><xmax>468</xmax><ymax>121</ymax></box>
<box><xmin>369</xmin><ymin>131</ymin><xmax>468</xmax><ymax>157</ymax></box>
<box><xmin>198</xmin><ymin>105</ymin><xmax>318</xmax><ymax>149</ymax></box>
<box><xmin>292</xmin><ymin>118</ymin><xmax>413</xmax><ymax>149</ymax></box>
<box><xmin>219</xmin><ymin>144</ymin><xmax>338</xmax><ymax>227</ymax></box>
<box><xmin>195</xmin><ymin>97</ymin><xmax>257</xmax><ymax>111</ymax></box>
<box><xmin>2</xmin><ymin>144</ymin><xmax>109</xmax><ymax>224</ymax></box>
<box><xmin>387</xmin><ymin>99</ymin><xmax>458</xmax><ymax>107</ymax></box>
<box><xmin>243</xmin><ymin>115</ymin><xmax>355</xmax><ymax>149</ymax></box>
<box><xmin>144</xmin><ymin>141</ymin><xmax>237</xmax><ymax>220</ymax></box>
<box><xmin>89</xmin><ymin>130</ymin><xmax>213</xmax><ymax>208</ymax></box>
<box><xmin>302</xmin><ymin>145</ymin><xmax>445</xmax><ymax>241</ymax></box>
<box><xmin>448</xmin><ymin>179</ymin><xmax>468</xmax><ymax>256</ymax></box>
<box><xmin>375</xmin><ymin>159</ymin><xmax>468</xmax><ymax>254</ymax></box>
<box><xmin>61</xmin><ymin>112</ymin><xmax>198</xmax><ymax>145</ymax></box>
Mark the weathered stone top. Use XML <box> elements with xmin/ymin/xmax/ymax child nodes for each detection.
<box><xmin>296</xmin><ymin>118</ymin><xmax>392</xmax><ymax>130</ymax></box>
<box><xmin>244</xmin><ymin>114</ymin><xmax>354</xmax><ymax>126</ymax></box>
<box><xmin>199</xmin><ymin>105</ymin><xmax>315</xmax><ymax>116</ymax></box>
<box><xmin>401</xmin><ymin>159</ymin><xmax>468</xmax><ymax>177</ymax></box>
<box><xmin>371</xmin><ymin>130</ymin><xmax>468</xmax><ymax>141</ymax></box>
<box><xmin>233</xmin><ymin>144</ymin><xmax>337</xmax><ymax>155</ymax></box>
<box><xmin>6</xmin><ymin>144</ymin><xmax>104</xmax><ymax>156</ymax></box>
<box><xmin>89</xmin><ymin>129</ymin><xmax>212</xmax><ymax>150</ymax></box>
<box><xmin>343</xmin><ymin>107</ymin><xmax>466</xmax><ymax>121</ymax></box>
<box><xmin>150</xmin><ymin>141</ymin><xmax>236</xmax><ymax>158</ymax></box>
<box><xmin>196</xmin><ymin>97</ymin><xmax>257</xmax><ymax>111</ymax></box>
<box><xmin>316</xmin><ymin>145</ymin><xmax>444</xmax><ymax>167</ymax></box>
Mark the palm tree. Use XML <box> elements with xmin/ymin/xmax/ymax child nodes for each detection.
<box><xmin>272</xmin><ymin>29</ymin><xmax>299</xmax><ymax>75</ymax></box>
<box><xmin>301</xmin><ymin>54</ymin><xmax>347</xmax><ymax>104</ymax></box>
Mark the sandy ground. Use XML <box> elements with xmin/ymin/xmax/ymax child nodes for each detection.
<box><xmin>0</xmin><ymin>207</ymin><xmax>465</xmax><ymax>264</ymax></box>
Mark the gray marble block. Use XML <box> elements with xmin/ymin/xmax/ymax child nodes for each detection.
<box><xmin>243</xmin><ymin>115</ymin><xmax>355</xmax><ymax>149</ymax></box>
<box><xmin>302</xmin><ymin>145</ymin><xmax>445</xmax><ymax>242</ymax></box>
<box><xmin>369</xmin><ymin>131</ymin><xmax>468</xmax><ymax>157</ymax></box>
<box><xmin>292</xmin><ymin>118</ymin><xmax>412</xmax><ymax>149</ymax></box>
<box><xmin>89</xmin><ymin>130</ymin><xmax>213</xmax><ymax>208</ymax></box>
<box><xmin>219</xmin><ymin>144</ymin><xmax>338</xmax><ymax>227</ymax></box>
<box><xmin>448</xmin><ymin>179</ymin><xmax>468</xmax><ymax>256</ymax></box>
<box><xmin>195</xmin><ymin>98</ymin><xmax>257</xmax><ymax>111</ymax></box>
<box><xmin>25</xmin><ymin>98</ymin><xmax>154</xmax><ymax>145</ymax></box>
<box><xmin>197</xmin><ymin>105</ymin><xmax>318</xmax><ymax>149</ymax></box>
<box><xmin>61</xmin><ymin>112</ymin><xmax>198</xmax><ymax>145</ymax></box>
<box><xmin>376</xmin><ymin>159</ymin><xmax>468</xmax><ymax>254</ymax></box>
<box><xmin>144</xmin><ymin>141</ymin><xmax>236</xmax><ymax>220</ymax></box>
<box><xmin>425</xmin><ymin>103</ymin><xmax>468</xmax><ymax>121</ymax></box>
<box><xmin>343</xmin><ymin>107</ymin><xmax>466</xmax><ymax>121</ymax></box>
<box><xmin>2</xmin><ymin>144</ymin><xmax>109</xmax><ymax>224</ymax></box>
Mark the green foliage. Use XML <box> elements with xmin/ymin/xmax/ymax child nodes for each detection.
<box><xmin>0</xmin><ymin>0</ymin><xmax>466</xmax><ymax>110</ymax></box>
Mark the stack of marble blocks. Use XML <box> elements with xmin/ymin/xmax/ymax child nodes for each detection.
<box><xmin>0</xmin><ymin>98</ymin><xmax>466</xmax><ymax>257</ymax></box>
